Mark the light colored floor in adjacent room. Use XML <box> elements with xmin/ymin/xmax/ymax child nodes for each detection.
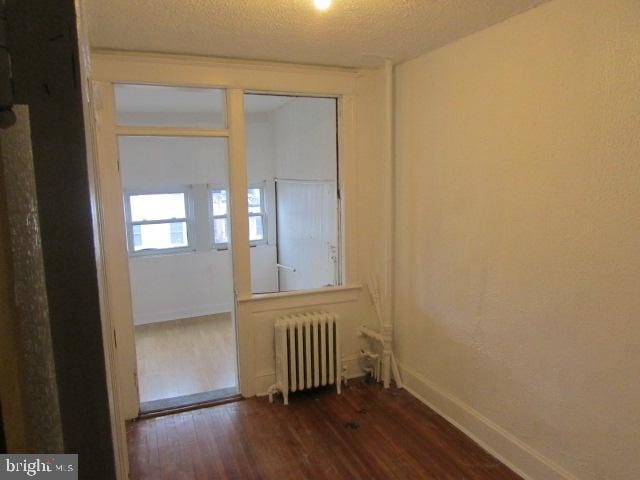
<box><xmin>134</xmin><ymin>313</ymin><xmax>237</xmax><ymax>403</ymax></box>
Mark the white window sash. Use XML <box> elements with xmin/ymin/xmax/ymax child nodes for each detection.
<box><xmin>124</xmin><ymin>187</ymin><xmax>195</xmax><ymax>256</ymax></box>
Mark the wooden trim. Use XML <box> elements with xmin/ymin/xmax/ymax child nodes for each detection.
<box><xmin>91</xmin><ymin>50</ymin><xmax>361</xmax><ymax>95</ymax></box>
<box><xmin>238</xmin><ymin>284</ymin><xmax>361</xmax><ymax>303</ymax></box>
<box><xmin>115</xmin><ymin>126</ymin><xmax>229</xmax><ymax>138</ymax></box>
<box><xmin>226</xmin><ymin>89</ymin><xmax>253</xmax><ymax>396</ymax></box>
<box><xmin>93</xmin><ymin>81</ymin><xmax>141</xmax><ymax>420</ymax></box>
<box><xmin>91</xmin><ymin>50</ymin><xmax>369</xmax><ymax>402</ymax></box>
<box><xmin>92</xmin><ymin>49</ymin><xmax>362</xmax><ymax>76</ymax></box>
<box><xmin>239</xmin><ymin>285</ymin><xmax>361</xmax><ymax>313</ymax></box>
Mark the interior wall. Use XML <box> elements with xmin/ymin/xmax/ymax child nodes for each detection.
<box><xmin>274</xmin><ymin>97</ymin><xmax>337</xmax><ymax>181</ymax></box>
<box><xmin>119</xmin><ymin>136</ymin><xmax>233</xmax><ymax>324</ymax></box>
<box><xmin>120</xmin><ymin>117</ymin><xmax>280</xmax><ymax>324</ymax></box>
<box><xmin>0</xmin><ymin>139</ymin><xmax>28</xmax><ymax>452</ymax></box>
<box><xmin>7</xmin><ymin>1</ymin><xmax>116</xmax><ymax>473</ymax></box>
<box><xmin>272</xmin><ymin>97</ymin><xmax>338</xmax><ymax>290</ymax></box>
<box><xmin>393</xmin><ymin>1</ymin><xmax>640</xmax><ymax>479</ymax></box>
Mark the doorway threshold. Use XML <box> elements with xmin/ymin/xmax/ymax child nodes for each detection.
<box><xmin>139</xmin><ymin>387</ymin><xmax>240</xmax><ymax>418</ymax></box>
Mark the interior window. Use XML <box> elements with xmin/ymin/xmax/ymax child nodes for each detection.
<box><xmin>114</xmin><ymin>84</ymin><xmax>226</xmax><ymax>129</ymax></box>
<box><xmin>244</xmin><ymin>94</ymin><xmax>340</xmax><ymax>294</ymax></box>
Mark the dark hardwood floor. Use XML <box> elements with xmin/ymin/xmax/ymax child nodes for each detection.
<box><xmin>127</xmin><ymin>379</ymin><xmax>521</xmax><ymax>479</ymax></box>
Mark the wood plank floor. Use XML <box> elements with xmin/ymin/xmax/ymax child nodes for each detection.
<box><xmin>134</xmin><ymin>313</ymin><xmax>237</xmax><ymax>402</ymax></box>
<box><xmin>127</xmin><ymin>379</ymin><xmax>521</xmax><ymax>479</ymax></box>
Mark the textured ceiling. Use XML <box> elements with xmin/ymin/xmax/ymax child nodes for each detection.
<box><xmin>86</xmin><ymin>0</ymin><xmax>550</xmax><ymax>68</ymax></box>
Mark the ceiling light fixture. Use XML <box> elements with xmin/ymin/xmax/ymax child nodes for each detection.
<box><xmin>314</xmin><ymin>0</ymin><xmax>332</xmax><ymax>11</ymax></box>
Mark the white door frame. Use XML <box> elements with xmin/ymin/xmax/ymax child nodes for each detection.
<box><xmin>90</xmin><ymin>51</ymin><xmax>360</xmax><ymax>422</ymax></box>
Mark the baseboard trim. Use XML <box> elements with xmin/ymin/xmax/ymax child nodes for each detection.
<box><xmin>398</xmin><ymin>363</ymin><xmax>577</xmax><ymax>480</ymax></box>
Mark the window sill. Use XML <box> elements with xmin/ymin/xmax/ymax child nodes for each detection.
<box><xmin>237</xmin><ymin>284</ymin><xmax>362</xmax><ymax>313</ymax></box>
<box><xmin>128</xmin><ymin>247</ymin><xmax>196</xmax><ymax>258</ymax></box>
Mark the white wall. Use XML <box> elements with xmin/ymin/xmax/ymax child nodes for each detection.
<box><xmin>120</xmin><ymin>127</ymin><xmax>279</xmax><ymax>324</ymax></box>
<box><xmin>274</xmin><ymin>97</ymin><xmax>337</xmax><ymax>181</ymax></box>
<box><xmin>121</xmin><ymin>98</ymin><xmax>340</xmax><ymax>322</ymax></box>
<box><xmin>394</xmin><ymin>1</ymin><xmax>640</xmax><ymax>479</ymax></box>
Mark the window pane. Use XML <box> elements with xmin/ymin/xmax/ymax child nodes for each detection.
<box><xmin>170</xmin><ymin>222</ymin><xmax>184</xmax><ymax>244</ymax></box>
<box><xmin>213</xmin><ymin>218</ymin><xmax>229</xmax><ymax>245</ymax></box>
<box><xmin>130</xmin><ymin>193</ymin><xmax>186</xmax><ymax>222</ymax></box>
<box><xmin>244</xmin><ymin>94</ymin><xmax>338</xmax><ymax>294</ymax></box>
<box><xmin>211</xmin><ymin>189</ymin><xmax>228</xmax><ymax>216</ymax></box>
<box><xmin>133</xmin><ymin>222</ymin><xmax>188</xmax><ymax>251</ymax></box>
<box><xmin>114</xmin><ymin>84</ymin><xmax>226</xmax><ymax>128</ymax></box>
<box><xmin>133</xmin><ymin>224</ymin><xmax>142</xmax><ymax>248</ymax></box>
<box><xmin>249</xmin><ymin>215</ymin><xmax>264</xmax><ymax>242</ymax></box>
<box><xmin>247</xmin><ymin>188</ymin><xmax>261</xmax><ymax>207</ymax></box>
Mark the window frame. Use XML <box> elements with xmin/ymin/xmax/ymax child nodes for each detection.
<box><xmin>123</xmin><ymin>186</ymin><xmax>196</xmax><ymax>257</ymax></box>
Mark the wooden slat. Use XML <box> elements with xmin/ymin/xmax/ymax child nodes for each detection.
<box><xmin>115</xmin><ymin>125</ymin><xmax>229</xmax><ymax>137</ymax></box>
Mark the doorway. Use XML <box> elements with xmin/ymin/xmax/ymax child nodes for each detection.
<box><xmin>114</xmin><ymin>84</ymin><xmax>239</xmax><ymax>413</ymax></box>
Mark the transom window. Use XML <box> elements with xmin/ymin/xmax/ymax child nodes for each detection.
<box><xmin>125</xmin><ymin>190</ymin><xmax>192</xmax><ymax>255</ymax></box>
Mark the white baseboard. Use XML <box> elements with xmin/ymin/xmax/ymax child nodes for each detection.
<box><xmin>399</xmin><ymin>363</ymin><xmax>577</xmax><ymax>480</ymax></box>
<box><xmin>133</xmin><ymin>303</ymin><xmax>233</xmax><ymax>325</ymax></box>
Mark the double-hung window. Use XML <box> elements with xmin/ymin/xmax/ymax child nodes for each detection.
<box><xmin>210</xmin><ymin>186</ymin><xmax>267</xmax><ymax>248</ymax></box>
<box><xmin>247</xmin><ymin>187</ymin><xmax>266</xmax><ymax>244</ymax></box>
<box><xmin>125</xmin><ymin>189</ymin><xmax>193</xmax><ymax>255</ymax></box>
<box><xmin>211</xmin><ymin>188</ymin><xmax>230</xmax><ymax>248</ymax></box>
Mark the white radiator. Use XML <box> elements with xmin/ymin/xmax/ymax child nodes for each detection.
<box><xmin>269</xmin><ymin>311</ymin><xmax>342</xmax><ymax>405</ymax></box>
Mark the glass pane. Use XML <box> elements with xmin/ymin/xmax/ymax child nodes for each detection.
<box><xmin>133</xmin><ymin>224</ymin><xmax>142</xmax><ymax>248</ymax></box>
<box><xmin>211</xmin><ymin>189</ymin><xmax>228</xmax><ymax>216</ymax></box>
<box><xmin>130</xmin><ymin>193</ymin><xmax>186</xmax><ymax>222</ymax></box>
<box><xmin>247</xmin><ymin>188</ymin><xmax>261</xmax><ymax>207</ymax></box>
<box><xmin>114</xmin><ymin>84</ymin><xmax>226</xmax><ymax>128</ymax></box>
<box><xmin>213</xmin><ymin>218</ymin><xmax>229</xmax><ymax>245</ymax></box>
<box><xmin>245</xmin><ymin>94</ymin><xmax>338</xmax><ymax>294</ymax></box>
<box><xmin>133</xmin><ymin>222</ymin><xmax>188</xmax><ymax>251</ymax></box>
<box><xmin>249</xmin><ymin>215</ymin><xmax>264</xmax><ymax>242</ymax></box>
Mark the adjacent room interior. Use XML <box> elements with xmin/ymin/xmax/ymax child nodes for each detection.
<box><xmin>114</xmin><ymin>85</ymin><xmax>340</xmax><ymax>411</ymax></box>
<box><xmin>1</xmin><ymin>1</ymin><xmax>638</xmax><ymax>480</ymax></box>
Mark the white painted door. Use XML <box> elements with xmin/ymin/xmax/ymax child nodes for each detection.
<box><xmin>276</xmin><ymin>180</ymin><xmax>338</xmax><ymax>291</ymax></box>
